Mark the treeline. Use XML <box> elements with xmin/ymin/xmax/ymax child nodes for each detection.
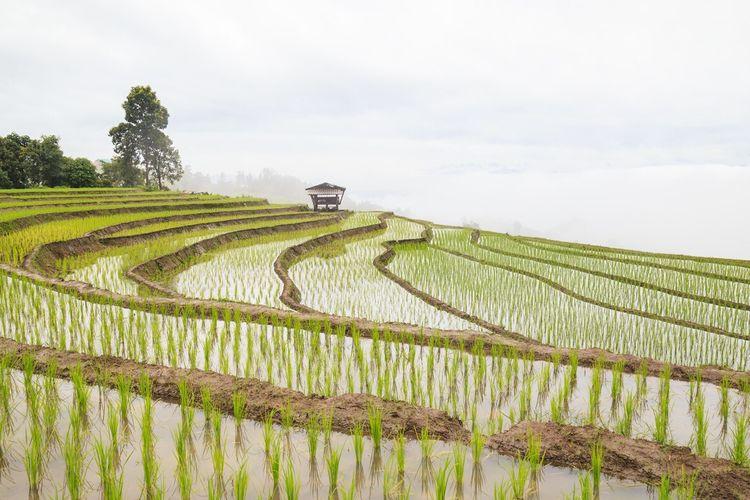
<box><xmin>0</xmin><ymin>133</ymin><xmax>142</xmax><ymax>189</ymax></box>
<box><xmin>0</xmin><ymin>134</ymin><xmax>98</xmax><ymax>189</ymax></box>
<box><xmin>1</xmin><ymin>84</ymin><xmax>183</xmax><ymax>191</ymax></box>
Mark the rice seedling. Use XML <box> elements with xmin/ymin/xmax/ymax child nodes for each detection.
<box><xmin>23</xmin><ymin>418</ymin><xmax>45</xmax><ymax>495</ymax></box>
<box><xmin>420</xmin><ymin>426</ymin><xmax>435</xmax><ymax>462</ymax></box>
<box><xmin>434</xmin><ymin>458</ymin><xmax>452</xmax><ymax>500</ymax></box>
<box><xmin>471</xmin><ymin>424</ymin><xmax>485</xmax><ymax>463</ymax></box>
<box><xmin>263</xmin><ymin>411</ymin><xmax>276</xmax><ymax>455</ymax></box>
<box><xmin>283</xmin><ymin>459</ymin><xmax>301</xmax><ymax>500</ymax></box>
<box><xmin>576</xmin><ymin>472</ymin><xmax>592</xmax><ymax>500</ymax></box>
<box><xmin>453</xmin><ymin>443</ymin><xmax>467</xmax><ymax>489</ymax></box>
<box><xmin>269</xmin><ymin>437</ymin><xmax>283</xmax><ymax>489</ymax></box>
<box><xmin>173</xmin><ymin>423</ymin><xmax>192</xmax><ymax>500</ymax></box>
<box><xmin>139</xmin><ymin>377</ymin><xmax>161</xmax><ymax>499</ymax></box>
<box><xmin>63</xmin><ymin>426</ymin><xmax>84</xmax><ymax>500</ymax></box>
<box><xmin>233</xmin><ymin>462</ymin><xmax>249</xmax><ymax>500</ymax></box>
<box><xmin>231</xmin><ymin>391</ymin><xmax>246</xmax><ymax>422</ymax></box>
<box><xmin>720</xmin><ymin>376</ymin><xmax>731</xmax><ymax>424</ymax></box>
<box><xmin>394</xmin><ymin>432</ymin><xmax>406</xmax><ymax>475</ymax></box>
<box><xmin>730</xmin><ymin>412</ymin><xmax>748</xmax><ymax>467</ymax></box>
<box><xmin>615</xmin><ymin>392</ymin><xmax>636</xmax><ymax>437</ymax></box>
<box><xmin>306</xmin><ymin>413</ymin><xmax>320</xmax><ymax>458</ymax></box>
<box><xmin>675</xmin><ymin>469</ymin><xmax>698</xmax><ymax>499</ymax></box>
<box><xmin>368</xmin><ymin>405</ymin><xmax>383</xmax><ymax>449</ymax></box>
<box><xmin>70</xmin><ymin>364</ymin><xmax>90</xmax><ymax>422</ymax></box>
<box><xmin>587</xmin><ymin>360</ymin><xmax>603</xmax><ymax>425</ymax></box>
<box><xmin>653</xmin><ymin>365</ymin><xmax>672</xmax><ymax>445</ymax></box>
<box><xmin>352</xmin><ymin>422</ymin><xmax>364</xmax><ymax>464</ymax></box>
<box><xmin>494</xmin><ymin>481</ymin><xmax>510</xmax><ymax>500</ymax></box>
<box><xmin>508</xmin><ymin>460</ymin><xmax>530</xmax><ymax>500</ymax></box>
<box><xmin>340</xmin><ymin>477</ymin><xmax>357</xmax><ymax>500</ymax></box>
<box><xmin>93</xmin><ymin>436</ymin><xmax>124</xmax><ymax>500</ymax></box>
<box><xmin>525</xmin><ymin>431</ymin><xmax>543</xmax><ymax>472</ymax></box>
<box><xmin>321</xmin><ymin>411</ymin><xmax>334</xmax><ymax>445</ymax></box>
<box><xmin>692</xmin><ymin>388</ymin><xmax>708</xmax><ymax>456</ymax></box>
<box><xmin>325</xmin><ymin>446</ymin><xmax>343</xmax><ymax>494</ymax></box>
<box><xmin>658</xmin><ymin>474</ymin><xmax>671</xmax><ymax>500</ymax></box>
<box><xmin>590</xmin><ymin>440</ymin><xmax>603</xmax><ymax>494</ymax></box>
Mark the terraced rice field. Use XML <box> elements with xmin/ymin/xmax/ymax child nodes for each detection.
<box><xmin>0</xmin><ymin>187</ymin><xmax>746</xmax><ymax>499</ymax></box>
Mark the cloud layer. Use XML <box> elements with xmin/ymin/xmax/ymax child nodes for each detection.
<box><xmin>1</xmin><ymin>1</ymin><xmax>748</xmax><ymax>256</ymax></box>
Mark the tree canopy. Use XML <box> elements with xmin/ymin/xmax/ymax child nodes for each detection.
<box><xmin>109</xmin><ymin>85</ymin><xmax>183</xmax><ymax>190</ymax></box>
<box><xmin>0</xmin><ymin>133</ymin><xmax>101</xmax><ymax>188</ymax></box>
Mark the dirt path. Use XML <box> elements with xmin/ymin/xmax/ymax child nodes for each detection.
<box><xmin>487</xmin><ymin>421</ymin><xmax>750</xmax><ymax>499</ymax></box>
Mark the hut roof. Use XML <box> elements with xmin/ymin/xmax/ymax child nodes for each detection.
<box><xmin>305</xmin><ymin>182</ymin><xmax>346</xmax><ymax>193</ymax></box>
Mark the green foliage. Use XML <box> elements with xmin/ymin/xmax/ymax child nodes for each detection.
<box><xmin>62</xmin><ymin>157</ymin><xmax>100</xmax><ymax>187</ymax></box>
<box><xmin>109</xmin><ymin>85</ymin><xmax>183</xmax><ymax>189</ymax></box>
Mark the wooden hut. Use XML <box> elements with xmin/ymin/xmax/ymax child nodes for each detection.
<box><xmin>306</xmin><ymin>182</ymin><xmax>346</xmax><ymax>211</ymax></box>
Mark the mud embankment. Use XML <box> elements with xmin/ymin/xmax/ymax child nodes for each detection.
<box><xmin>100</xmin><ymin>210</ymin><xmax>319</xmax><ymax>247</ymax></box>
<box><xmin>0</xmin><ymin>199</ymin><xmax>268</xmax><ymax>235</ymax></box>
<box><xmin>127</xmin><ymin>214</ymin><xmax>348</xmax><ymax>294</ymax></box>
<box><xmin>0</xmin><ymin>336</ymin><xmax>468</xmax><ymax>442</ymax></box>
<box><xmin>434</xmin><ymin>238</ymin><xmax>748</xmax><ymax>341</ymax></box>
<box><xmin>87</xmin><ymin>205</ymin><xmax>306</xmax><ymax>237</ymax></box>
<box><xmin>1</xmin><ymin>336</ymin><xmax>746</xmax><ymax>498</ymax></box>
<box><xmin>473</xmin><ymin>231</ymin><xmax>750</xmax><ymax>312</ymax></box>
<box><xmin>274</xmin><ymin>212</ymin><xmax>390</xmax><ymax>312</ymax></box>
<box><xmin>2</xmin><ymin>217</ymin><xmax>748</xmax><ymax>391</ymax></box>
<box><xmin>23</xmin><ymin>207</ymin><xmax>311</xmax><ymax>277</ymax></box>
<box><xmin>513</xmin><ymin>235</ymin><xmax>750</xmax><ymax>286</ymax></box>
<box><xmin>488</xmin><ymin>421</ymin><xmax>750</xmax><ymax>499</ymax></box>
<box><xmin>522</xmin><ymin>235</ymin><xmax>750</xmax><ymax>270</ymax></box>
<box><xmin>0</xmin><ymin>195</ymin><xmax>216</xmax><ymax>212</ymax></box>
<box><xmin>374</xmin><ymin>237</ymin><xmax>532</xmax><ymax>343</ymax></box>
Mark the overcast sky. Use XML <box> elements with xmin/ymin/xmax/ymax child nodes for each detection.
<box><xmin>2</xmin><ymin>1</ymin><xmax>749</xmax><ymax>256</ymax></box>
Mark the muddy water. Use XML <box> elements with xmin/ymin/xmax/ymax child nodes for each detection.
<box><xmin>0</xmin><ymin>371</ymin><xmax>648</xmax><ymax>499</ymax></box>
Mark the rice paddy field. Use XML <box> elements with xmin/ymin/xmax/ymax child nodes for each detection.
<box><xmin>0</xmin><ymin>187</ymin><xmax>746</xmax><ymax>499</ymax></box>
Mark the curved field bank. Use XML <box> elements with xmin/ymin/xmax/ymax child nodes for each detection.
<box><xmin>2</xmin><ymin>337</ymin><xmax>747</xmax><ymax>499</ymax></box>
<box><xmin>167</xmin><ymin>213</ymin><xmax>386</xmax><ymax>309</ymax></box>
<box><xmin>435</xmin><ymin>240</ymin><xmax>748</xmax><ymax>342</ymax></box>
<box><xmin>389</xmin><ymin>236</ymin><xmax>748</xmax><ymax>371</ymax></box>
<box><xmin>274</xmin><ymin>212</ymin><xmax>391</xmax><ymax>312</ymax></box>
<box><xmin>0</xmin><ymin>197</ymin><xmax>267</xmax><ymax>233</ymax></box>
<box><xmin>478</xmin><ymin>231</ymin><xmax>750</xmax><ymax>312</ymax></box>
<box><xmin>0</xmin><ymin>190</ymin><xmax>199</xmax><ymax>202</ymax></box>
<box><xmin>0</xmin><ymin>194</ymin><xmax>222</xmax><ymax>211</ymax></box>
<box><xmin>285</xmin><ymin>215</ymin><xmax>479</xmax><ymax>330</ymax></box>
<box><xmin>0</xmin><ymin>190</ymin><xmax>748</xmax><ymax>497</ymax></box>
<box><xmin>489</xmin><ymin>421</ymin><xmax>750</xmax><ymax>499</ymax></box>
<box><xmin>87</xmin><ymin>204</ymin><xmax>303</xmax><ymax>237</ymax></box>
<box><xmin>22</xmin><ymin>207</ymin><xmax>311</xmax><ymax>275</ymax></box>
<box><xmin>0</xmin><ymin>208</ymin><xmax>745</xmax><ymax>390</ymax></box>
<box><xmin>518</xmin><ymin>235</ymin><xmax>750</xmax><ymax>284</ymax></box>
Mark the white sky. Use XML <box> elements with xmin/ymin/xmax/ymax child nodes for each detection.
<box><xmin>1</xmin><ymin>1</ymin><xmax>749</xmax><ymax>256</ymax></box>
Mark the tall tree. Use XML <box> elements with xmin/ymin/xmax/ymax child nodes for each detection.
<box><xmin>109</xmin><ymin>85</ymin><xmax>183</xmax><ymax>189</ymax></box>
